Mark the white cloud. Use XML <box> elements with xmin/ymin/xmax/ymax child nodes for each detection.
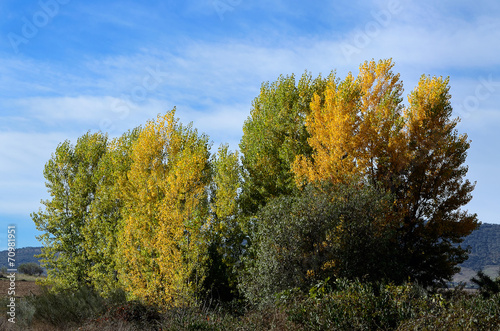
<box><xmin>0</xmin><ymin>131</ymin><xmax>71</xmax><ymax>215</ymax></box>
<box><xmin>14</xmin><ymin>96</ymin><xmax>121</xmax><ymax>124</ymax></box>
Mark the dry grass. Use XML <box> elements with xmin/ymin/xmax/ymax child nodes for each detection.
<box><xmin>0</xmin><ymin>278</ymin><xmax>44</xmax><ymax>298</ymax></box>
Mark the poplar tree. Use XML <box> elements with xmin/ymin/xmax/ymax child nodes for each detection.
<box><xmin>395</xmin><ymin>75</ymin><xmax>478</xmax><ymax>285</ymax></box>
<box><xmin>82</xmin><ymin>127</ymin><xmax>141</xmax><ymax>294</ymax></box>
<box><xmin>202</xmin><ymin>144</ymin><xmax>243</xmax><ymax>302</ymax></box>
<box><xmin>116</xmin><ymin>109</ymin><xmax>211</xmax><ymax>306</ymax></box>
<box><xmin>32</xmin><ymin>132</ymin><xmax>108</xmax><ymax>290</ymax></box>
<box><xmin>292</xmin><ymin>59</ymin><xmax>478</xmax><ymax>286</ymax></box>
<box><xmin>239</xmin><ymin>72</ymin><xmax>327</xmax><ymax>214</ymax></box>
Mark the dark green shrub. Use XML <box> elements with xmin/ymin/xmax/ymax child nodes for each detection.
<box><xmin>278</xmin><ymin>278</ymin><xmax>500</xmax><ymax>330</ymax></box>
<box><xmin>27</xmin><ymin>286</ymin><xmax>107</xmax><ymax>328</ymax></box>
<box><xmin>283</xmin><ymin>279</ymin><xmax>434</xmax><ymax>330</ymax></box>
<box><xmin>399</xmin><ymin>292</ymin><xmax>500</xmax><ymax>330</ymax></box>
<box><xmin>471</xmin><ymin>270</ymin><xmax>500</xmax><ymax>298</ymax></box>
<box><xmin>240</xmin><ymin>181</ymin><xmax>397</xmax><ymax>304</ymax></box>
<box><xmin>18</xmin><ymin>262</ymin><xmax>44</xmax><ymax>276</ymax></box>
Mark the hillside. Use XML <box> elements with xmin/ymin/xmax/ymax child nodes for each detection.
<box><xmin>0</xmin><ymin>246</ymin><xmax>42</xmax><ymax>270</ymax></box>
<box><xmin>461</xmin><ymin>223</ymin><xmax>500</xmax><ymax>269</ymax></box>
<box><xmin>453</xmin><ymin>223</ymin><xmax>500</xmax><ymax>285</ymax></box>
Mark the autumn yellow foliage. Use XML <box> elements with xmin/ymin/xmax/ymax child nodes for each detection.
<box><xmin>292</xmin><ymin>59</ymin><xmax>478</xmax><ymax>284</ymax></box>
<box><xmin>293</xmin><ymin>59</ymin><xmax>407</xmax><ymax>186</ymax></box>
<box><xmin>116</xmin><ymin>109</ymin><xmax>210</xmax><ymax>307</ymax></box>
<box><xmin>33</xmin><ymin>59</ymin><xmax>478</xmax><ymax>306</ymax></box>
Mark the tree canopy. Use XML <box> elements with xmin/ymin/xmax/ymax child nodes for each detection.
<box><xmin>116</xmin><ymin>109</ymin><xmax>211</xmax><ymax>306</ymax></box>
<box><xmin>32</xmin><ymin>132</ymin><xmax>108</xmax><ymax>290</ymax></box>
<box><xmin>291</xmin><ymin>59</ymin><xmax>478</xmax><ymax>286</ymax></box>
<box><xmin>33</xmin><ymin>59</ymin><xmax>479</xmax><ymax>307</ymax></box>
<box><xmin>239</xmin><ymin>72</ymin><xmax>327</xmax><ymax>214</ymax></box>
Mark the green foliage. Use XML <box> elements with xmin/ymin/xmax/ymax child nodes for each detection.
<box><xmin>116</xmin><ymin>109</ymin><xmax>211</xmax><ymax>307</ymax></box>
<box><xmin>398</xmin><ymin>291</ymin><xmax>500</xmax><ymax>330</ymax></box>
<box><xmin>239</xmin><ymin>72</ymin><xmax>327</xmax><ymax>215</ymax></box>
<box><xmin>472</xmin><ymin>270</ymin><xmax>500</xmax><ymax>298</ymax></box>
<box><xmin>18</xmin><ymin>262</ymin><xmax>43</xmax><ymax>276</ymax></box>
<box><xmin>2</xmin><ymin>280</ymin><xmax>500</xmax><ymax>330</ymax></box>
<box><xmin>106</xmin><ymin>299</ymin><xmax>162</xmax><ymax>328</ymax></box>
<box><xmin>201</xmin><ymin>144</ymin><xmax>245</xmax><ymax>303</ymax></box>
<box><xmin>0</xmin><ymin>286</ymin><xmax>163</xmax><ymax>330</ymax></box>
<box><xmin>28</xmin><ymin>61</ymin><xmax>487</xmax><ymax>328</ymax></box>
<box><xmin>283</xmin><ymin>279</ymin><xmax>500</xmax><ymax>331</ymax></box>
<box><xmin>83</xmin><ymin>127</ymin><xmax>141</xmax><ymax>295</ymax></box>
<box><xmin>240</xmin><ymin>181</ymin><xmax>398</xmax><ymax>304</ymax></box>
<box><xmin>292</xmin><ymin>61</ymin><xmax>479</xmax><ymax>287</ymax></box>
<box><xmin>390</xmin><ymin>75</ymin><xmax>479</xmax><ymax>287</ymax></box>
<box><xmin>28</xmin><ymin>287</ymin><xmax>110</xmax><ymax>328</ymax></box>
<box><xmin>31</xmin><ymin>131</ymin><xmax>108</xmax><ymax>291</ymax></box>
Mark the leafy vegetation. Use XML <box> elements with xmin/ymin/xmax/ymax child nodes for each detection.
<box><xmin>472</xmin><ymin>270</ymin><xmax>500</xmax><ymax>298</ymax></box>
<box><xmin>1</xmin><ymin>280</ymin><xmax>499</xmax><ymax>330</ymax></box>
<box><xmin>31</xmin><ymin>132</ymin><xmax>108</xmax><ymax>291</ymax></box>
<box><xmin>239</xmin><ymin>71</ymin><xmax>327</xmax><ymax>215</ymax></box>
<box><xmin>291</xmin><ymin>60</ymin><xmax>477</xmax><ymax>287</ymax></box>
<box><xmin>115</xmin><ymin>110</ymin><xmax>211</xmax><ymax>306</ymax></box>
<box><xmin>4</xmin><ymin>224</ymin><xmax>500</xmax><ymax>283</ymax></box>
<box><xmin>17</xmin><ymin>263</ymin><xmax>43</xmax><ymax>276</ymax></box>
<box><xmin>240</xmin><ymin>181</ymin><xmax>397</xmax><ymax>304</ymax></box>
<box><xmin>20</xmin><ymin>59</ymin><xmax>496</xmax><ymax>328</ymax></box>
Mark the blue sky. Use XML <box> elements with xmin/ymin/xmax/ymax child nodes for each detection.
<box><xmin>1</xmin><ymin>0</ymin><xmax>499</xmax><ymax>248</ymax></box>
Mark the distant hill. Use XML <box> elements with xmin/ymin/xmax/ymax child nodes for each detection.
<box><xmin>0</xmin><ymin>246</ymin><xmax>42</xmax><ymax>270</ymax></box>
<box><xmin>461</xmin><ymin>223</ymin><xmax>500</xmax><ymax>269</ymax></box>
<box><xmin>453</xmin><ymin>223</ymin><xmax>500</xmax><ymax>285</ymax></box>
<box><xmin>2</xmin><ymin>224</ymin><xmax>499</xmax><ymax>283</ymax></box>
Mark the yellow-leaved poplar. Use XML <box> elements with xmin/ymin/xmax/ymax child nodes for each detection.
<box><xmin>293</xmin><ymin>60</ymin><xmax>478</xmax><ymax>285</ymax></box>
<box><xmin>116</xmin><ymin>109</ymin><xmax>210</xmax><ymax>307</ymax></box>
<box><xmin>293</xmin><ymin>72</ymin><xmax>362</xmax><ymax>184</ymax></box>
<box><xmin>293</xmin><ymin>59</ymin><xmax>406</xmax><ymax>187</ymax></box>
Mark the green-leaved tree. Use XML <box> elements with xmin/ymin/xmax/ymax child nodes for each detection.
<box><xmin>32</xmin><ymin>132</ymin><xmax>108</xmax><ymax>290</ymax></box>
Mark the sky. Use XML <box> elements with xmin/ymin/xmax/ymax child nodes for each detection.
<box><xmin>0</xmin><ymin>0</ymin><xmax>499</xmax><ymax>248</ymax></box>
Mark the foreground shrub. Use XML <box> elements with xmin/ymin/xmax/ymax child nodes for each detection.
<box><xmin>1</xmin><ymin>279</ymin><xmax>499</xmax><ymax>330</ymax></box>
<box><xmin>471</xmin><ymin>270</ymin><xmax>500</xmax><ymax>298</ymax></box>
<box><xmin>105</xmin><ymin>299</ymin><xmax>162</xmax><ymax>329</ymax></box>
<box><xmin>281</xmin><ymin>279</ymin><xmax>500</xmax><ymax>330</ymax></box>
<box><xmin>240</xmin><ymin>182</ymin><xmax>397</xmax><ymax>305</ymax></box>
<box><xmin>28</xmin><ymin>286</ymin><xmax>109</xmax><ymax>328</ymax></box>
<box><xmin>282</xmin><ymin>279</ymin><xmax>426</xmax><ymax>330</ymax></box>
<box><xmin>399</xmin><ymin>292</ymin><xmax>500</xmax><ymax>330</ymax></box>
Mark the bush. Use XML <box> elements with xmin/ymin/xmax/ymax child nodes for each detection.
<box><xmin>471</xmin><ymin>270</ymin><xmax>500</xmax><ymax>298</ymax></box>
<box><xmin>27</xmin><ymin>286</ymin><xmax>108</xmax><ymax>328</ymax></box>
<box><xmin>1</xmin><ymin>279</ymin><xmax>499</xmax><ymax>330</ymax></box>
<box><xmin>107</xmin><ymin>300</ymin><xmax>162</xmax><ymax>328</ymax></box>
<box><xmin>18</xmin><ymin>262</ymin><xmax>43</xmax><ymax>276</ymax></box>
<box><xmin>279</xmin><ymin>279</ymin><xmax>500</xmax><ymax>331</ymax></box>
<box><xmin>399</xmin><ymin>292</ymin><xmax>500</xmax><ymax>330</ymax></box>
<box><xmin>240</xmin><ymin>181</ymin><xmax>398</xmax><ymax>304</ymax></box>
<box><xmin>282</xmin><ymin>279</ymin><xmax>428</xmax><ymax>330</ymax></box>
